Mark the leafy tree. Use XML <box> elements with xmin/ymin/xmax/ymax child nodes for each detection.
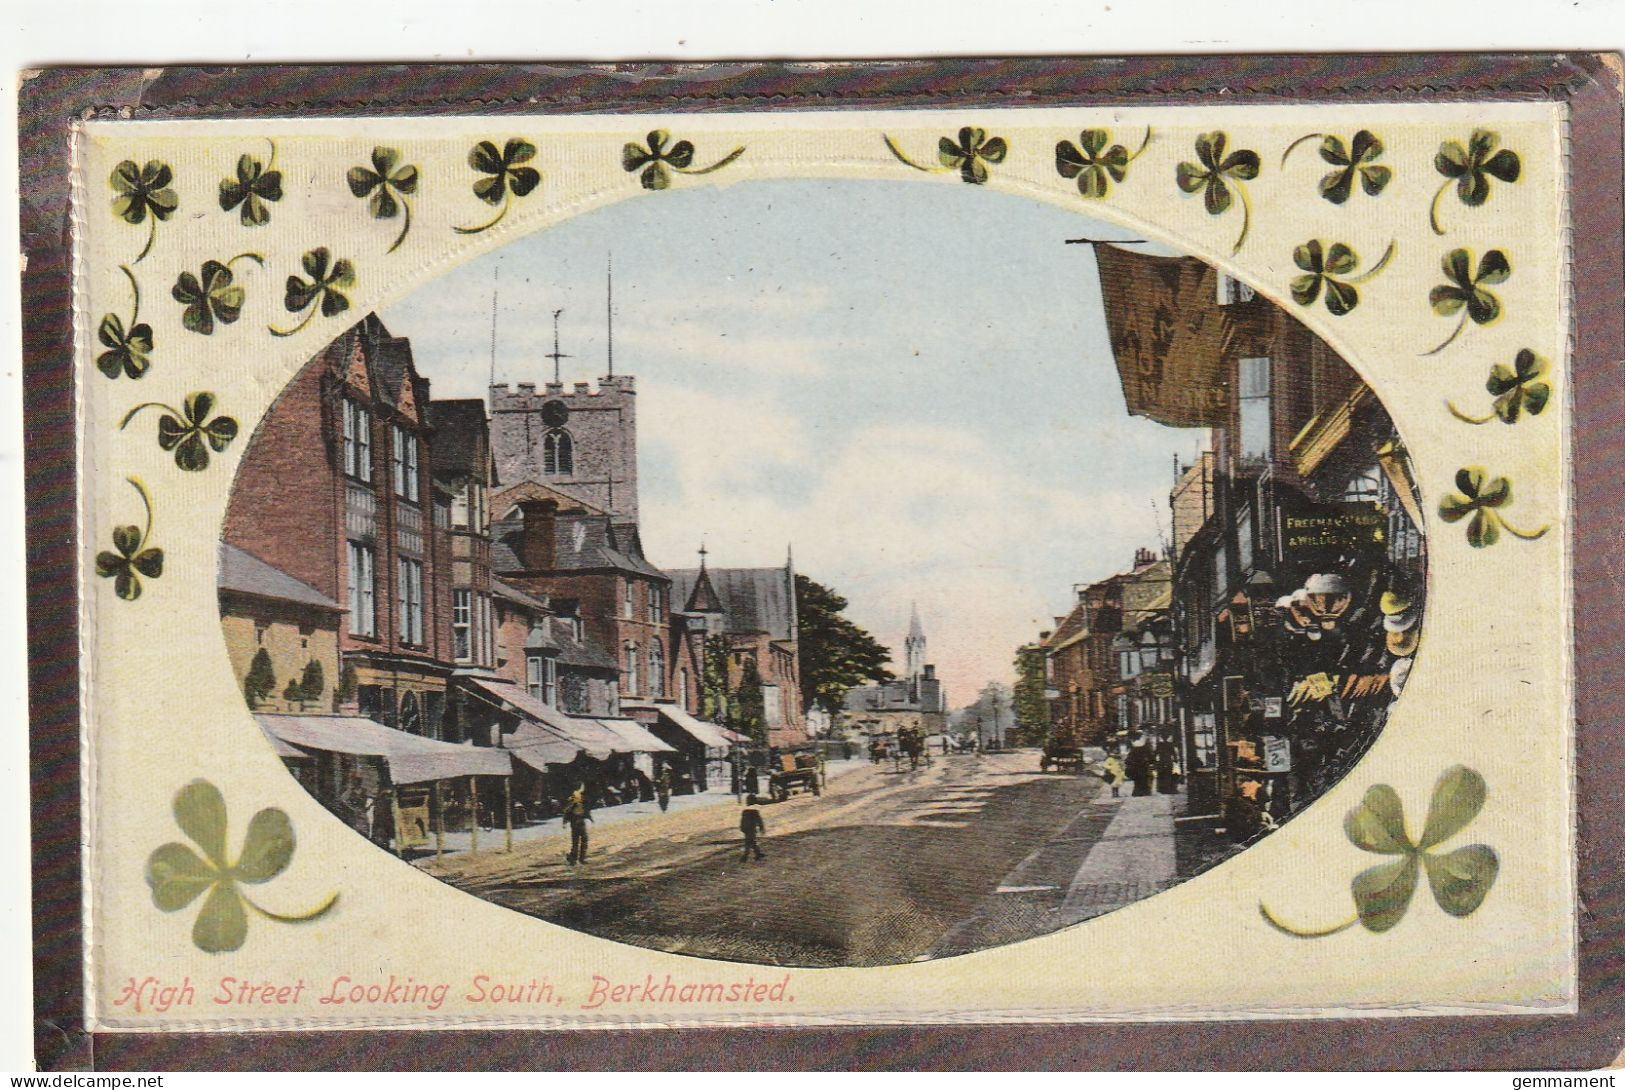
<box><xmin>699</xmin><ymin>635</ymin><xmax>731</xmax><ymax>723</ymax></box>
<box><xmin>300</xmin><ymin>659</ymin><xmax>325</xmax><ymax>703</ymax></box>
<box><xmin>282</xmin><ymin>677</ymin><xmax>304</xmax><ymax>706</ymax></box>
<box><xmin>794</xmin><ymin>574</ymin><xmax>894</xmax><ymax>720</ymax></box>
<box><xmin>244</xmin><ymin>647</ymin><xmax>277</xmax><ymax>708</ymax></box>
<box><xmin>731</xmin><ymin>655</ymin><xmax>767</xmax><ymax>746</ymax></box>
<box><xmin>1012</xmin><ymin>643</ymin><xmax>1050</xmax><ymax>746</ymax></box>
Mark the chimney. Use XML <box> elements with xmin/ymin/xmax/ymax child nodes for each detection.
<box><xmin>514</xmin><ymin>499</ymin><xmax>558</xmax><ymax>570</ymax></box>
<box><xmin>923</xmin><ymin>665</ymin><xmax>936</xmax><ymax>680</ymax></box>
<box><xmin>1135</xmin><ymin>547</ymin><xmax>1156</xmax><ymax>568</ymax></box>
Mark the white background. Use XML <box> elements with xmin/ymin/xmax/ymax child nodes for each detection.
<box><xmin>5</xmin><ymin>0</ymin><xmax>1623</xmax><ymax>1075</ymax></box>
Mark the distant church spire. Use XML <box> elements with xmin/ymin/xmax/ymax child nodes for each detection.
<box><xmin>904</xmin><ymin>602</ymin><xmax>926</xmax><ymax>681</ymax></box>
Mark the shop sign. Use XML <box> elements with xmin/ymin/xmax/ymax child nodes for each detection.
<box><xmin>1263</xmin><ymin>696</ymin><xmax>1283</xmax><ymax>719</ymax></box>
<box><xmin>1262</xmin><ymin>735</ymin><xmax>1291</xmax><ymax>772</ymax></box>
<box><xmin>1143</xmin><ymin>672</ymin><xmax>1175</xmax><ymax>698</ymax></box>
<box><xmin>1282</xmin><ymin>500</ymin><xmax>1386</xmax><ymax>559</ymax></box>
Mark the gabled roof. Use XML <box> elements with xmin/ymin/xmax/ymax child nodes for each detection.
<box><xmin>666</xmin><ymin>566</ymin><xmax>795</xmax><ymax>641</ymax></box>
<box><xmin>489</xmin><ymin>511</ymin><xmax>665</xmax><ymax>579</ymax></box>
<box><xmin>217</xmin><ymin>543</ymin><xmax>342</xmax><ymax>612</ymax></box>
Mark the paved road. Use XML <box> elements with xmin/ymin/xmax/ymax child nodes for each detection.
<box><xmin>420</xmin><ymin>750</ymin><xmax>1148</xmax><ymax>967</ymax></box>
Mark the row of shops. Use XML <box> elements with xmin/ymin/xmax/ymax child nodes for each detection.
<box><xmin>1039</xmin><ymin>246</ymin><xmax>1427</xmax><ymax>840</ymax></box>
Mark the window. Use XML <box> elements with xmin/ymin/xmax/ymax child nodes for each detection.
<box><xmin>623</xmin><ymin>581</ymin><xmax>634</xmax><ymax>620</ymax></box>
<box><xmin>526</xmin><ymin>655</ymin><xmax>558</xmax><ymax>706</ymax></box>
<box><xmin>678</xmin><ymin>667</ymin><xmax>690</xmax><ymax>708</ymax></box>
<box><xmin>1236</xmin><ymin>507</ymin><xmax>1255</xmax><ymax>572</ymax></box>
<box><xmin>1238</xmin><ymin>356</ymin><xmax>1272</xmax><ymax>468</ymax></box>
<box><xmin>392</xmin><ymin>425</ymin><xmax>419</xmax><ymax>502</ymax></box>
<box><xmin>398</xmin><ymin>557</ymin><xmax>423</xmax><ymax>645</ymax></box>
<box><xmin>342</xmin><ymin>401</ymin><xmax>372</xmax><ymax>482</ymax></box>
<box><xmin>1192</xmin><ymin>712</ymin><xmax>1218</xmax><ymax>767</ymax></box>
<box><xmin>452</xmin><ymin>589</ymin><xmax>471</xmax><ymax>661</ymax></box>
<box><xmin>648</xmin><ymin>638</ymin><xmax>664</xmax><ymax>699</ymax></box>
<box><xmin>347</xmin><ymin>542</ymin><xmax>376</xmax><ymax>636</ymax></box>
<box><xmin>543</xmin><ymin>429</ymin><xmax>573</xmax><ymax>475</ymax></box>
<box><xmin>624</xmin><ymin>642</ymin><xmax>639</xmax><ymax>697</ymax></box>
<box><xmin>647</xmin><ymin>585</ymin><xmax>662</xmax><ymax>623</ymax></box>
<box><xmin>1216</xmin><ymin>273</ymin><xmax>1256</xmax><ymax>306</ymax></box>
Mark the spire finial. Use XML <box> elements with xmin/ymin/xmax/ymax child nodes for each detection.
<box><xmin>698</xmin><ymin>539</ymin><xmax>708</xmax><ymax>569</ymax></box>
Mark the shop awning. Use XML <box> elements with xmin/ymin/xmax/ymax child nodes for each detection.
<box><xmin>654</xmin><ymin>705</ymin><xmax>734</xmax><ymax>750</ymax></box>
<box><xmin>459</xmin><ymin>676</ymin><xmax>616</xmax><ymax>759</ymax></box>
<box><xmin>503</xmin><ymin>719</ymin><xmax>583</xmax><ymax>773</ymax></box>
<box><xmin>255</xmin><ymin>715</ymin><xmax>511</xmax><ymax>785</ymax></box>
<box><xmin>596</xmin><ymin>717</ymin><xmax>677</xmax><ymax>754</ymax></box>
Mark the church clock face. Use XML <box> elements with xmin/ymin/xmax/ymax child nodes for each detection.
<box><xmin>540</xmin><ymin>399</ymin><xmax>570</xmax><ymax>427</ymax></box>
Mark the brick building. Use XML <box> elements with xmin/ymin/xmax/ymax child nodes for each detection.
<box><xmin>223</xmin><ymin>312</ymin><xmax>456</xmax><ymax>738</ymax></box>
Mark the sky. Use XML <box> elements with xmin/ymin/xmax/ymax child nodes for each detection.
<box><xmin>380</xmin><ymin>179</ymin><xmax>1204</xmax><ymax>705</ymax></box>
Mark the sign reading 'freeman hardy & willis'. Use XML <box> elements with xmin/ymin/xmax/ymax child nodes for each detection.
<box><xmin>1281</xmin><ymin>501</ymin><xmax>1386</xmax><ymax>559</ymax></box>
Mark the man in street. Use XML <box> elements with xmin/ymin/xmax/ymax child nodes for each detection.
<box><xmin>562</xmin><ymin>783</ymin><xmax>593</xmax><ymax>865</ymax></box>
<box><xmin>739</xmin><ymin>794</ymin><xmax>767</xmax><ymax>861</ymax></box>
<box><xmin>656</xmin><ymin>766</ymin><xmax>673</xmax><ymax>812</ymax></box>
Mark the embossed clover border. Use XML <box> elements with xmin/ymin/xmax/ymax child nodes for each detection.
<box><xmin>20</xmin><ymin>55</ymin><xmax>1625</xmax><ymax>1072</ymax></box>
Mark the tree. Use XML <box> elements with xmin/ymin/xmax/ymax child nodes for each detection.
<box><xmin>794</xmin><ymin>574</ymin><xmax>894</xmax><ymax>721</ymax></box>
<box><xmin>283</xmin><ymin>677</ymin><xmax>304</xmax><ymax>706</ymax></box>
<box><xmin>244</xmin><ymin>647</ymin><xmax>277</xmax><ymax>708</ymax></box>
<box><xmin>1012</xmin><ymin>643</ymin><xmax>1050</xmax><ymax>746</ymax></box>
<box><xmin>335</xmin><ymin>660</ymin><xmax>358</xmax><ymax>709</ymax></box>
<box><xmin>731</xmin><ymin>655</ymin><xmax>767</xmax><ymax>746</ymax></box>
<box><xmin>300</xmin><ymin>659</ymin><xmax>325</xmax><ymax>704</ymax></box>
<box><xmin>699</xmin><ymin>635</ymin><xmax>731</xmax><ymax>723</ymax></box>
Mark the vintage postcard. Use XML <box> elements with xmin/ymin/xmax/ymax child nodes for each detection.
<box><xmin>21</xmin><ymin>57</ymin><xmax>1625</xmax><ymax>1060</ymax></box>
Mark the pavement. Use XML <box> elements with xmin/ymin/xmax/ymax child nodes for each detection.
<box><xmin>418</xmin><ymin>750</ymin><xmax>1212</xmax><ymax>967</ymax></box>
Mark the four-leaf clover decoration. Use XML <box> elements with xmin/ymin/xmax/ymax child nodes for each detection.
<box><xmin>218</xmin><ymin>143</ymin><xmax>284</xmax><ymax>227</ymax></box>
<box><xmin>1290</xmin><ymin>239</ymin><xmax>1396</xmax><ymax>316</ymax></box>
<box><xmin>1281</xmin><ymin>129</ymin><xmax>1392</xmax><ymax>204</ymax></box>
<box><xmin>1176</xmin><ymin>131</ymin><xmax>1261</xmax><ymax>254</ymax></box>
<box><xmin>1260</xmin><ymin>766</ymin><xmax>1499</xmax><ymax>938</ymax></box>
<box><xmin>1426</xmin><ymin>247</ymin><xmax>1511</xmax><ymax>355</ymax></box>
<box><xmin>96</xmin><ymin>266</ymin><xmax>153</xmax><ymax>380</ymax></box>
<box><xmin>1431</xmin><ymin>130</ymin><xmax>1522</xmax><ymax>234</ymax></box>
<box><xmin>1438</xmin><ymin>466</ymin><xmax>1548</xmax><ymax>548</ymax></box>
<box><xmin>110</xmin><ymin>159</ymin><xmax>179</xmax><ymax>263</ymax></box>
<box><xmin>145</xmin><ymin>780</ymin><xmax>338</xmax><ymax>954</ymax></box>
<box><xmin>172</xmin><ymin>254</ymin><xmax>262</xmax><ymax>336</ymax></box>
<box><xmin>120</xmin><ymin>392</ymin><xmax>239</xmax><ymax>472</ymax></box>
<box><xmin>1054</xmin><ymin>128</ymin><xmax>1152</xmax><ymax>199</ymax></box>
<box><xmin>620</xmin><ymin>130</ymin><xmax>746</xmax><ymax>191</ymax></box>
<box><xmin>271</xmin><ymin>248</ymin><xmax>355</xmax><ymax>337</ymax></box>
<box><xmin>95</xmin><ymin>477</ymin><xmax>163</xmax><ymax>601</ymax></box>
<box><xmin>454</xmin><ymin>138</ymin><xmax>541</xmax><ymax>234</ymax></box>
<box><xmin>883</xmin><ymin>127</ymin><xmax>1009</xmax><ymax>185</ymax></box>
<box><xmin>347</xmin><ymin>146</ymin><xmax>420</xmax><ymax>252</ymax></box>
<box><xmin>1448</xmin><ymin>349</ymin><xmax>1552</xmax><ymax>425</ymax></box>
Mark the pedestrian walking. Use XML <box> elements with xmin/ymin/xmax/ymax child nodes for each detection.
<box><xmin>1102</xmin><ymin>753</ymin><xmax>1126</xmax><ymax>798</ymax></box>
<box><xmin>562</xmin><ymin>783</ymin><xmax>593</xmax><ymax>865</ymax></box>
<box><xmin>740</xmin><ymin>794</ymin><xmax>766</xmax><ymax>861</ymax></box>
<box><xmin>1125</xmin><ymin>733</ymin><xmax>1154</xmax><ymax>796</ymax></box>
<box><xmin>656</xmin><ymin>766</ymin><xmax>672</xmax><ymax>812</ymax></box>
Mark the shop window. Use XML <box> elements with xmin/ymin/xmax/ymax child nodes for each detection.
<box><xmin>424</xmin><ymin>691</ymin><xmax>444</xmax><ymax>741</ymax></box>
<box><xmin>399</xmin><ymin>691</ymin><xmax>421</xmax><ymax>735</ymax></box>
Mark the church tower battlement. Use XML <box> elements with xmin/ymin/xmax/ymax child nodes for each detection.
<box><xmin>488</xmin><ymin>375</ymin><xmax>638</xmax><ymax>519</ymax></box>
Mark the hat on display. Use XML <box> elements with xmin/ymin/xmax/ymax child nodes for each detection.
<box><xmin>1386</xmin><ymin>626</ymin><xmax>1420</xmax><ymax>657</ymax></box>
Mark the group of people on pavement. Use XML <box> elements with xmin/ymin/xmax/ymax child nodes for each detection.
<box><xmin>1100</xmin><ymin>731</ymin><xmax>1183</xmax><ymax>798</ymax></box>
<box><xmin>561</xmin><ymin>767</ymin><xmax>771</xmax><ymax>867</ymax></box>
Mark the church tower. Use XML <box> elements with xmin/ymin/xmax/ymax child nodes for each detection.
<box><xmin>904</xmin><ymin>602</ymin><xmax>926</xmax><ymax>681</ymax></box>
<box><xmin>487</xmin><ymin>259</ymin><xmax>639</xmax><ymax>518</ymax></box>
